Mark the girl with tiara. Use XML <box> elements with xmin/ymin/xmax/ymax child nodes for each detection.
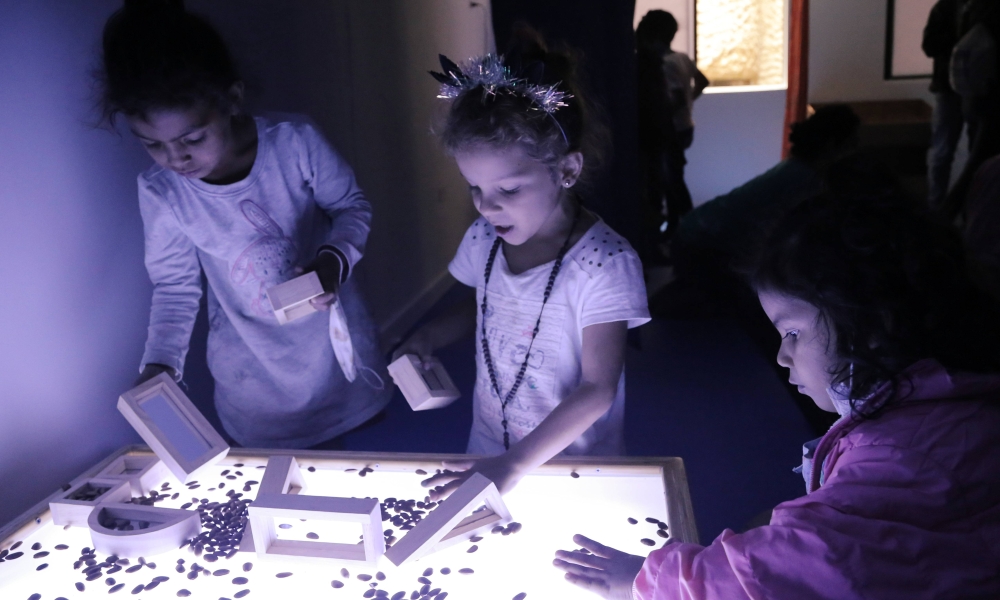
<box><xmin>99</xmin><ymin>0</ymin><xmax>391</xmax><ymax>448</ymax></box>
<box><xmin>395</xmin><ymin>31</ymin><xmax>650</xmax><ymax>499</ymax></box>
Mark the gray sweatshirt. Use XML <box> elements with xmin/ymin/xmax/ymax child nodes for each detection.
<box><xmin>138</xmin><ymin>115</ymin><xmax>390</xmax><ymax>448</ymax></box>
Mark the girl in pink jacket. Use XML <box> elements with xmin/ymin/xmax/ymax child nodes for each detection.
<box><xmin>554</xmin><ymin>175</ymin><xmax>1000</xmax><ymax>599</ymax></box>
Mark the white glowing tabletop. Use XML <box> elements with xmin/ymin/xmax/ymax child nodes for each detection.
<box><xmin>0</xmin><ymin>446</ymin><xmax>696</xmax><ymax>600</ymax></box>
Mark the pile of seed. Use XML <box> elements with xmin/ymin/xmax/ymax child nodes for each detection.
<box><xmin>628</xmin><ymin>516</ymin><xmax>669</xmax><ymax>546</ymax></box>
<box><xmin>380</xmin><ymin>497</ymin><xmax>439</xmax><ymax>534</ymax></box>
<box><xmin>180</xmin><ymin>488</ymin><xmax>252</xmax><ymax>561</ymax></box>
<box><xmin>67</xmin><ymin>483</ymin><xmax>113</xmax><ymax>502</ymax></box>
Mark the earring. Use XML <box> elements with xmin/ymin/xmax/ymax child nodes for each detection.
<box><xmin>563</xmin><ymin>181</ymin><xmax>571</xmax><ymax>187</ymax></box>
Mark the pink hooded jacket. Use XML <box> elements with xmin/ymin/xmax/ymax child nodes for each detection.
<box><xmin>634</xmin><ymin>360</ymin><xmax>1000</xmax><ymax>599</ymax></box>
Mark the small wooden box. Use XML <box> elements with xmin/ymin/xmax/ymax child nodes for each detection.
<box><xmin>266</xmin><ymin>271</ymin><xmax>325</xmax><ymax>324</ymax></box>
<box><xmin>49</xmin><ymin>478</ymin><xmax>132</xmax><ymax>527</ymax></box>
<box><xmin>238</xmin><ymin>455</ymin><xmax>306</xmax><ymax>553</ymax></box>
<box><xmin>388</xmin><ymin>354</ymin><xmax>461</xmax><ymax>411</ymax></box>
<box><xmin>88</xmin><ymin>503</ymin><xmax>201</xmax><ymax>558</ymax></box>
<box><xmin>96</xmin><ymin>455</ymin><xmax>171</xmax><ymax>496</ymax></box>
<box><xmin>384</xmin><ymin>472</ymin><xmax>511</xmax><ymax>566</ymax></box>
<box><xmin>248</xmin><ymin>493</ymin><xmax>385</xmax><ymax>565</ymax></box>
<box><xmin>118</xmin><ymin>373</ymin><xmax>229</xmax><ymax>484</ymax></box>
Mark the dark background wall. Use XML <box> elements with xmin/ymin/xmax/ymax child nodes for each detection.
<box><xmin>492</xmin><ymin>0</ymin><xmax>642</xmax><ymax>248</ymax></box>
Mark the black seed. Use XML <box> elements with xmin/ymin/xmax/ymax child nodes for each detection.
<box><xmin>657</xmin><ymin>529</ymin><xmax>669</xmax><ymax>538</ymax></box>
<box><xmin>109</xmin><ymin>583</ymin><xmax>125</xmax><ymax>593</ymax></box>
<box><xmin>331</xmin><ymin>580</ymin><xmax>344</xmax><ymax>588</ymax></box>
<box><xmin>33</xmin><ymin>551</ymin><xmax>49</xmax><ymax>558</ymax></box>
<box><xmin>418</xmin><ymin>577</ymin><xmax>431</xmax><ymax>585</ymax></box>
<box><xmin>627</xmin><ymin>517</ymin><xmax>638</xmax><ymax>524</ymax></box>
<box><xmin>214</xmin><ymin>569</ymin><xmax>230</xmax><ymax>576</ymax></box>
<box><xmin>10</xmin><ymin>541</ymin><xmax>22</xmax><ymax>550</ymax></box>
<box><xmin>235</xmin><ymin>590</ymin><xmax>250</xmax><ymax>599</ymax></box>
<box><xmin>645</xmin><ymin>517</ymin><xmax>658</xmax><ymax>524</ymax></box>
<box><xmin>242</xmin><ymin>562</ymin><xmax>253</xmax><ymax>572</ymax></box>
<box><xmin>570</xmin><ymin>471</ymin><xmax>580</xmax><ymax>478</ymax></box>
<box><xmin>36</xmin><ymin>563</ymin><xmax>49</xmax><ymax>570</ymax></box>
<box><xmin>177</xmin><ymin>591</ymin><xmax>191</xmax><ymax>597</ymax></box>
<box><xmin>306</xmin><ymin>532</ymin><xmax>319</xmax><ymax>540</ymax></box>
<box><xmin>357</xmin><ymin>574</ymin><xmax>372</xmax><ymax>581</ymax></box>
<box><xmin>420</xmin><ymin>584</ymin><xmax>430</xmax><ymax>595</ymax></box>
<box><xmin>55</xmin><ymin>544</ymin><xmax>69</xmax><ymax>550</ymax></box>
<box><xmin>276</xmin><ymin>572</ymin><xmax>292</xmax><ymax>578</ymax></box>
<box><xmin>131</xmin><ymin>584</ymin><xmax>145</xmax><ymax>594</ymax></box>
<box><xmin>307</xmin><ymin>466</ymin><xmax>316</xmax><ymax>472</ymax></box>
<box><xmin>76</xmin><ymin>582</ymin><xmax>86</xmax><ymax>591</ymax></box>
<box><xmin>31</xmin><ymin>542</ymin><xmax>41</xmax><ymax>550</ymax></box>
<box><xmin>106</xmin><ymin>578</ymin><xmax>116</xmax><ymax>586</ymax></box>
<box><xmin>513</xmin><ymin>594</ymin><xmax>527</xmax><ymax>600</ymax></box>
<box><xmin>459</xmin><ymin>568</ymin><xmax>474</xmax><ymax>574</ymax></box>
<box><xmin>145</xmin><ymin>581</ymin><xmax>160</xmax><ymax>590</ymax></box>
<box><xmin>376</xmin><ymin>571</ymin><xmax>385</xmax><ymax>581</ymax></box>
<box><xmin>28</xmin><ymin>594</ymin><xmax>41</xmax><ymax>600</ymax></box>
<box><xmin>641</xmin><ymin>538</ymin><xmax>655</xmax><ymax>546</ymax></box>
<box><xmin>341</xmin><ymin>568</ymin><xmax>350</xmax><ymax>578</ymax></box>
<box><xmin>392</xmin><ymin>593</ymin><xmax>406</xmax><ymax>600</ymax></box>
<box><xmin>7</xmin><ymin>552</ymin><xmax>23</xmax><ymax>560</ymax></box>
<box><xmin>440</xmin><ymin>568</ymin><xmax>450</xmax><ymax>575</ymax></box>
<box><xmin>126</xmin><ymin>564</ymin><xmax>143</xmax><ymax>573</ymax></box>
<box><xmin>278</xmin><ymin>523</ymin><xmax>292</xmax><ymax>530</ymax></box>
<box><xmin>466</xmin><ymin>545</ymin><xmax>478</xmax><ymax>553</ymax></box>
<box><xmin>363</xmin><ymin>590</ymin><xmax>375</xmax><ymax>599</ymax></box>
<box><xmin>233</xmin><ymin>576</ymin><xmax>249</xmax><ymax>585</ymax></box>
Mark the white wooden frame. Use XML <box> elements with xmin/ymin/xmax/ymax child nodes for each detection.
<box><xmin>266</xmin><ymin>271</ymin><xmax>325</xmax><ymax>324</ymax></box>
<box><xmin>387</xmin><ymin>354</ymin><xmax>461</xmax><ymax>411</ymax></box>
<box><xmin>239</xmin><ymin>455</ymin><xmax>306</xmax><ymax>553</ymax></box>
<box><xmin>384</xmin><ymin>472</ymin><xmax>511</xmax><ymax>566</ymax></box>
<box><xmin>49</xmin><ymin>478</ymin><xmax>132</xmax><ymax>528</ymax></box>
<box><xmin>118</xmin><ymin>373</ymin><xmax>229</xmax><ymax>483</ymax></box>
<box><xmin>88</xmin><ymin>503</ymin><xmax>201</xmax><ymax>558</ymax></box>
<box><xmin>96</xmin><ymin>455</ymin><xmax>170</xmax><ymax>496</ymax></box>
<box><xmin>248</xmin><ymin>492</ymin><xmax>384</xmax><ymax>565</ymax></box>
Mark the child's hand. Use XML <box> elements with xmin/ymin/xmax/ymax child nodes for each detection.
<box><xmin>390</xmin><ymin>330</ymin><xmax>436</xmax><ymax>367</ymax></box>
<box><xmin>419</xmin><ymin>454</ymin><xmax>525</xmax><ymax>501</ymax></box>
<box><xmin>552</xmin><ymin>534</ymin><xmax>649</xmax><ymax>600</ymax></box>
<box><xmin>135</xmin><ymin>363</ymin><xmax>176</xmax><ymax>386</ymax></box>
<box><xmin>297</xmin><ymin>253</ymin><xmax>342</xmax><ymax>311</ymax></box>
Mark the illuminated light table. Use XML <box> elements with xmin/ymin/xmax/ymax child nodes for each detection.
<box><xmin>0</xmin><ymin>446</ymin><xmax>697</xmax><ymax>600</ymax></box>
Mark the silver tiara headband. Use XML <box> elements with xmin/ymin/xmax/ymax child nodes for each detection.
<box><xmin>430</xmin><ymin>53</ymin><xmax>572</xmax><ymax>144</ymax></box>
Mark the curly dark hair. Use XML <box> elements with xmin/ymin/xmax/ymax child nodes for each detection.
<box><xmin>438</xmin><ymin>24</ymin><xmax>609</xmax><ymax>186</ymax></box>
<box><xmin>750</xmin><ymin>177</ymin><xmax>1000</xmax><ymax>411</ymax></box>
<box><xmin>98</xmin><ymin>0</ymin><xmax>240</xmax><ymax>125</ymax></box>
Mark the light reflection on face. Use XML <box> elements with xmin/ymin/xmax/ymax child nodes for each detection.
<box><xmin>453</xmin><ymin>145</ymin><xmax>566</xmax><ymax>246</ymax></box>
<box><xmin>127</xmin><ymin>103</ymin><xmax>234</xmax><ymax>181</ymax></box>
<box><xmin>758</xmin><ymin>290</ymin><xmax>840</xmax><ymax>412</ymax></box>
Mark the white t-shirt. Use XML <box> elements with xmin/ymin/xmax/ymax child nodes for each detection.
<box><xmin>449</xmin><ymin>217</ymin><xmax>650</xmax><ymax>456</ymax></box>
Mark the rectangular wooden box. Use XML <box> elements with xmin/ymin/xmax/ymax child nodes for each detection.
<box><xmin>387</xmin><ymin>354</ymin><xmax>461</xmax><ymax>411</ymax></box>
<box><xmin>266</xmin><ymin>271</ymin><xmax>325</xmax><ymax>324</ymax></box>
<box><xmin>49</xmin><ymin>478</ymin><xmax>132</xmax><ymax>527</ymax></box>
<box><xmin>117</xmin><ymin>373</ymin><xmax>229</xmax><ymax>483</ymax></box>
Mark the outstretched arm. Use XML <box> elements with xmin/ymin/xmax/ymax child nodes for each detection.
<box><xmin>421</xmin><ymin>319</ymin><xmax>627</xmax><ymax>499</ymax></box>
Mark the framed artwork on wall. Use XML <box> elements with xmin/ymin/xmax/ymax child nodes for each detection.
<box><xmin>885</xmin><ymin>0</ymin><xmax>936</xmax><ymax>79</ymax></box>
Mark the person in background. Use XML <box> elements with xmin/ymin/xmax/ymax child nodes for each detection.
<box><xmin>553</xmin><ymin>174</ymin><xmax>1000</xmax><ymax>600</ymax></box>
<box><xmin>99</xmin><ymin>0</ymin><xmax>391</xmax><ymax>448</ymax></box>
<box><xmin>635</xmin><ymin>10</ymin><xmax>709</xmax><ymax>252</ymax></box>
<box><xmin>939</xmin><ymin>0</ymin><xmax>1000</xmax><ymax>219</ymax></box>
<box><xmin>394</xmin><ymin>30</ymin><xmax>649</xmax><ymax>500</ymax></box>
<box><xmin>922</xmin><ymin>0</ymin><xmax>970</xmax><ymax>208</ymax></box>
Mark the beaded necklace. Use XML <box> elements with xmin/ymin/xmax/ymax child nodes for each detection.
<box><xmin>480</xmin><ymin>205</ymin><xmax>581</xmax><ymax>450</ymax></box>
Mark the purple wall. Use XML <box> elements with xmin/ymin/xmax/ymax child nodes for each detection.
<box><xmin>0</xmin><ymin>0</ymin><xmax>148</xmax><ymax>525</ymax></box>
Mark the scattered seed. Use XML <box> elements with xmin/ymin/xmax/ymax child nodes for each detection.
<box><xmin>331</xmin><ymin>580</ymin><xmax>344</xmax><ymax>588</ymax></box>
<box><xmin>214</xmin><ymin>569</ymin><xmax>230</xmax><ymax>576</ymax></box>
<box><xmin>10</xmin><ymin>541</ymin><xmax>22</xmax><ymax>550</ymax></box>
<box><xmin>657</xmin><ymin>530</ymin><xmax>669</xmax><ymax>538</ymax></box>
<box><xmin>33</xmin><ymin>551</ymin><xmax>49</xmax><ymax>558</ymax></box>
<box><xmin>235</xmin><ymin>590</ymin><xmax>250</xmax><ymax>599</ymax></box>
<box><xmin>392</xmin><ymin>593</ymin><xmax>406</xmax><ymax>600</ymax></box>
<box><xmin>7</xmin><ymin>552</ymin><xmax>23</xmax><ymax>560</ymax></box>
<box><xmin>645</xmin><ymin>517</ymin><xmax>658</xmax><ymax>524</ymax></box>
<box><xmin>415</xmin><ymin>469</ymin><xmax>427</xmax><ymax>475</ymax></box>
<box><xmin>31</xmin><ymin>542</ymin><xmax>41</xmax><ymax>551</ymax></box>
<box><xmin>76</xmin><ymin>582</ymin><xmax>86</xmax><ymax>591</ymax></box>
<box><xmin>641</xmin><ymin>538</ymin><xmax>655</xmax><ymax>546</ymax></box>
<box><xmin>306</xmin><ymin>532</ymin><xmax>319</xmax><ymax>540</ymax></box>
<box><xmin>276</xmin><ymin>572</ymin><xmax>293</xmax><ymax>578</ymax></box>
<box><xmin>459</xmin><ymin>568</ymin><xmax>474</xmax><ymax>574</ymax></box>
<box><xmin>28</xmin><ymin>595</ymin><xmax>41</xmax><ymax>600</ymax></box>
<box><xmin>513</xmin><ymin>594</ymin><xmax>528</xmax><ymax>600</ymax></box>
<box><xmin>177</xmin><ymin>591</ymin><xmax>191</xmax><ymax>597</ymax></box>
<box><xmin>278</xmin><ymin>523</ymin><xmax>292</xmax><ymax>530</ymax></box>
<box><xmin>627</xmin><ymin>517</ymin><xmax>638</xmax><ymax>524</ymax></box>
<box><xmin>55</xmin><ymin>544</ymin><xmax>69</xmax><ymax>550</ymax></box>
<box><xmin>376</xmin><ymin>571</ymin><xmax>386</xmax><ymax>580</ymax></box>
<box><xmin>109</xmin><ymin>583</ymin><xmax>125</xmax><ymax>593</ymax></box>
<box><xmin>423</xmin><ymin>568</ymin><xmax>434</xmax><ymax>577</ymax></box>
<box><xmin>243</xmin><ymin>562</ymin><xmax>253</xmax><ymax>572</ymax></box>
<box><xmin>418</xmin><ymin>577</ymin><xmax>431</xmax><ymax>585</ymax></box>
<box><xmin>131</xmin><ymin>584</ymin><xmax>145</xmax><ymax>594</ymax></box>
<box><xmin>341</xmin><ymin>568</ymin><xmax>350</xmax><ymax>578</ymax></box>
<box><xmin>440</xmin><ymin>568</ymin><xmax>451</xmax><ymax>575</ymax></box>
<box><xmin>36</xmin><ymin>563</ymin><xmax>49</xmax><ymax>570</ymax></box>
<box><xmin>357</xmin><ymin>573</ymin><xmax>372</xmax><ymax>581</ymax></box>
<box><xmin>363</xmin><ymin>590</ymin><xmax>375</xmax><ymax>599</ymax></box>
<box><xmin>570</xmin><ymin>471</ymin><xmax>580</xmax><ymax>478</ymax></box>
<box><xmin>467</xmin><ymin>545</ymin><xmax>478</xmax><ymax>553</ymax></box>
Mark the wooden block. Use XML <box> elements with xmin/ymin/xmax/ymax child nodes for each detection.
<box><xmin>88</xmin><ymin>503</ymin><xmax>201</xmax><ymax>558</ymax></box>
<box><xmin>387</xmin><ymin>354</ymin><xmax>461</xmax><ymax>411</ymax></box>
<box><xmin>239</xmin><ymin>455</ymin><xmax>307</xmax><ymax>553</ymax></box>
<box><xmin>384</xmin><ymin>473</ymin><xmax>511</xmax><ymax>566</ymax></box>
<box><xmin>49</xmin><ymin>478</ymin><xmax>132</xmax><ymax>528</ymax></box>
<box><xmin>117</xmin><ymin>373</ymin><xmax>229</xmax><ymax>484</ymax></box>
<box><xmin>248</xmin><ymin>492</ymin><xmax>384</xmax><ymax>565</ymax></box>
<box><xmin>96</xmin><ymin>455</ymin><xmax>171</xmax><ymax>496</ymax></box>
<box><xmin>265</xmin><ymin>271</ymin><xmax>324</xmax><ymax>325</ymax></box>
